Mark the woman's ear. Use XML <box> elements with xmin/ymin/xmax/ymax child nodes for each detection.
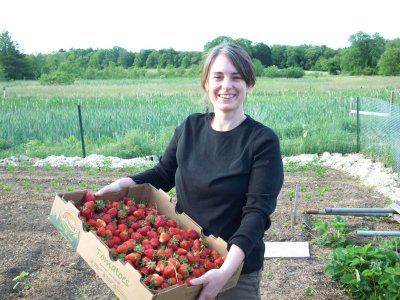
<box><xmin>204</xmin><ymin>81</ymin><xmax>209</xmax><ymax>92</ymax></box>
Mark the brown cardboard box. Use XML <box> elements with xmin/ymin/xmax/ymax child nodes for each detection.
<box><xmin>49</xmin><ymin>183</ymin><xmax>242</xmax><ymax>300</ymax></box>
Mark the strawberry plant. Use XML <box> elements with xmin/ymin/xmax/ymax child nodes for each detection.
<box><xmin>312</xmin><ymin>216</ymin><xmax>352</xmax><ymax>248</ymax></box>
<box><xmin>77</xmin><ymin>192</ymin><xmax>226</xmax><ymax>292</ymax></box>
<box><xmin>325</xmin><ymin>239</ymin><xmax>400</xmax><ymax>300</ymax></box>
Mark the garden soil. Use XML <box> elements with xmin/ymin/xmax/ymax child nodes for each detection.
<box><xmin>0</xmin><ymin>165</ymin><xmax>398</xmax><ymax>300</ymax></box>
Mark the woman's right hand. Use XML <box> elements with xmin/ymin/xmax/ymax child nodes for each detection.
<box><xmin>94</xmin><ymin>177</ymin><xmax>136</xmax><ymax>198</ymax></box>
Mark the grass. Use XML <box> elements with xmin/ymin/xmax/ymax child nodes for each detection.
<box><xmin>1</xmin><ymin>75</ymin><xmax>399</xmax><ymax>170</ymax></box>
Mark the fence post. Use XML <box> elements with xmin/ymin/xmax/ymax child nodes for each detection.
<box><xmin>78</xmin><ymin>105</ymin><xmax>86</xmax><ymax>158</ymax></box>
<box><xmin>390</xmin><ymin>91</ymin><xmax>394</xmax><ymax>114</ymax></box>
<box><xmin>356</xmin><ymin>97</ymin><xmax>360</xmax><ymax>153</ymax></box>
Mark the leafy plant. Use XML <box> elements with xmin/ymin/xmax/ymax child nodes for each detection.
<box><xmin>316</xmin><ymin>185</ymin><xmax>330</xmax><ymax>197</ymax></box>
<box><xmin>304</xmin><ymin>193</ymin><xmax>313</xmax><ymax>201</ymax></box>
<box><xmin>325</xmin><ymin>239</ymin><xmax>400</xmax><ymax>300</ymax></box>
<box><xmin>287</xmin><ymin>188</ymin><xmax>295</xmax><ymax>199</ymax></box>
<box><xmin>304</xmin><ymin>286</ymin><xmax>314</xmax><ymax>296</ymax></box>
<box><xmin>21</xmin><ymin>180</ymin><xmax>31</xmax><ymax>188</ymax></box>
<box><xmin>2</xmin><ymin>184</ymin><xmax>11</xmax><ymax>191</ymax></box>
<box><xmin>34</xmin><ymin>184</ymin><xmax>43</xmax><ymax>192</ymax></box>
<box><xmin>12</xmin><ymin>271</ymin><xmax>31</xmax><ymax>290</ymax></box>
<box><xmin>5</xmin><ymin>164</ymin><xmax>16</xmax><ymax>173</ymax></box>
<box><xmin>312</xmin><ymin>216</ymin><xmax>352</xmax><ymax>248</ymax></box>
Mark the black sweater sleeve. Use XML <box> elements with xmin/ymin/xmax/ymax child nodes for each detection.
<box><xmin>227</xmin><ymin>128</ymin><xmax>284</xmax><ymax>259</ymax></box>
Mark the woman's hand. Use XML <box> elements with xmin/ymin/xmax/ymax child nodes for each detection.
<box><xmin>190</xmin><ymin>244</ymin><xmax>245</xmax><ymax>300</ymax></box>
<box><xmin>94</xmin><ymin>177</ymin><xmax>136</xmax><ymax>198</ymax></box>
<box><xmin>190</xmin><ymin>268</ymin><xmax>230</xmax><ymax>300</ymax></box>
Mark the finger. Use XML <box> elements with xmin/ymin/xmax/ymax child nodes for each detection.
<box><xmin>189</xmin><ymin>277</ymin><xmax>203</xmax><ymax>286</ymax></box>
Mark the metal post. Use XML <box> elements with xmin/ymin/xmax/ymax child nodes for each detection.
<box><xmin>78</xmin><ymin>105</ymin><xmax>86</xmax><ymax>158</ymax></box>
<box><xmin>356</xmin><ymin>97</ymin><xmax>360</xmax><ymax>152</ymax></box>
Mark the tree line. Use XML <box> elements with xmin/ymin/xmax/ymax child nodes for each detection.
<box><xmin>1</xmin><ymin>30</ymin><xmax>399</xmax><ymax>83</ymax></box>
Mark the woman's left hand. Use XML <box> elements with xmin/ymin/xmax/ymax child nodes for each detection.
<box><xmin>190</xmin><ymin>268</ymin><xmax>230</xmax><ymax>300</ymax></box>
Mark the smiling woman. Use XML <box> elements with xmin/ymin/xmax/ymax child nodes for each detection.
<box><xmin>95</xmin><ymin>42</ymin><xmax>284</xmax><ymax>300</ymax></box>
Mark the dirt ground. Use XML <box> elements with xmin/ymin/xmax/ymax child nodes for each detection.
<box><xmin>0</xmin><ymin>163</ymin><xmax>398</xmax><ymax>300</ymax></box>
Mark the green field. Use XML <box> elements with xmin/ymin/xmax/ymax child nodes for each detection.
<box><xmin>1</xmin><ymin>75</ymin><xmax>399</xmax><ymax>168</ymax></box>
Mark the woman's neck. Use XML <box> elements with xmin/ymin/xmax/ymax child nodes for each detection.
<box><xmin>211</xmin><ymin>111</ymin><xmax>247</xmax><ymax>131</ymax></box>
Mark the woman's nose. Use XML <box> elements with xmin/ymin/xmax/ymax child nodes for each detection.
<box><xmin>221</xmin><ymin>76</ymin><xmax>232</xmax><ymax>88</ymax></box>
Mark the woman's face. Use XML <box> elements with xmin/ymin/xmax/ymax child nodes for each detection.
<box><xmin>206</xmin><ymin>54</ymin><xmax>250</xmax><ymax>115</ymax></box>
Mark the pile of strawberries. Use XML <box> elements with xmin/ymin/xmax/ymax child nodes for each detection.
<box><xmin>78</xmin><ymin>192</ymin><xmax>225</xmax><ymax>291</ymax></box>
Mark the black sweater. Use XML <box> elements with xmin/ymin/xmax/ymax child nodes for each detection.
<box><xmin>131</xmin><ymin>113</ymin><xmax>284</xmax><ymax>274</ymax></box>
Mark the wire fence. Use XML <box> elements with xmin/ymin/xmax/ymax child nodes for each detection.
<box><xmin>351</xmin><ymin>92</ymin><xmax>400</xmax><ymax>172</ymax></box>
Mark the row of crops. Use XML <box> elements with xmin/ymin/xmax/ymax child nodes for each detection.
<box><xmin>1</xmin><ymin>76</ymin><xmax>399</xmax><ymax>169</ymax></box>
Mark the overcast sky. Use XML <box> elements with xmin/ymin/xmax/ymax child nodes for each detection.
<box><xmin>1</xmin><ymin>0</ymin><xmax>399</xmax><ymax>54</ymax></box>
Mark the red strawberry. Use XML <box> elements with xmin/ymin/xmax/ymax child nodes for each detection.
<box><xmin>84</xmin><ymin>192</ymin><xmax>95</xmax><ymax>203</ymax></box>
<box><xmin>177</xmin><ymin>263</ymin><xmax>192</xmax><ymax>277</ymax></box>
<box><xmin>176</xmin><ymin>248</ymin><xmax>187</xmax><ymax>255</ymax></box>
<box><xmin>107</xmin><ymin>207</ymin><xmax>118</xmax><ymax>218</ymax></box>
<box><xmin>95</xmin><ymin>219</ymin><xmax>106</xmax><ymax>228</ymax></box>
<box><xmin>159</xmin><ymin>232</ymin><xmax>171</xmax><ymax>244</ymax></box>
<box><xmin>116</xmin><ymin>244</ymin><xmax>128</xmax><ymax>254</ymax></box>
<box><xmin>102</xmin><ymin>213</ymin><xmax>112</xmax><ymax>224</ymax></box>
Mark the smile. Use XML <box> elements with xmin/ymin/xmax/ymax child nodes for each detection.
<box><xmin>218</xmin><ymin>94</ymin><xmax>235</xmax><ymax>99</ymax></box>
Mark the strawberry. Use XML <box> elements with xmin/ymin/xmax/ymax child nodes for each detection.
<box><xmin>125</xmin><ymin>252</ymin><xmax>141</xmax><ymax>265</ymax></box>
<box><xmin>154</xmin><ymin>215</ymin><xmax>167</xmax><ymax>228</ymax></box>
<box><xmin>146</xmin><ymin>274</ymin><xmax>164</xmax><ymax>289</ymax></box>
<box><xmin>96</xmin><ymin>227</ymin><xmax>106</xmax><ymax>237</ymax></box>
<box><xmin>144</xmin><ymin>248</ymin><xmax>155</xmax><ymax>259</ymax></box>
<box><xmin>116</xmin><ymin>244</ymin><xmax>128</xmax><ymax>254</ymax></box>
<box><xmin>176</xmin><ymin>247</ymin><xmax>187</xmax><ymax>255</ymax></box>
<box><xmin>84</xmin><ymin>192</ymin><xmax>95</xmax><ymax>203</ymax></box>
<box><xmin>214</xmin><ymin>256</ymin><xmax>225</xmax><ymax>268</ymax></box>
<box><xmin>162</xmin><ymin>265</ymin><xmax>176</xmax><ymax>278</ymax></box>
<box><xmin>204</xmin><ymin>260</ymin><xmax>216</xmax><ymax>271</ymax></box>
<box><xmin>177</xmin><ymin>263</ymin><xmax>192</xmax><ymax>277</ymax></box>
<box><xmin>107</xmin><ymin>207</ymin><xmax>118</xmax><ymax>218</ymax></box>
<box><xmin>186</xmin><ymin>229</ymin><xmax>199</xmax><ymax>240</ymax></box>
<box><xmin>102</xmin><ymin>213</ymin><xmax>112</xmax><ymax>224</ymax></box>
<box><xmin>95</xmin><ymin>218</ymin><xmax>106</xmax><ymax>228</ymax></box>
<box><xmin>159</xmin><ymin>232</ymin><xmax>171</xmax><ymax>244</ymax></box>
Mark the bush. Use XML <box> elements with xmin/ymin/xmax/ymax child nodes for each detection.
<box><xmin>281</xmin><ymin>67</ymin><xmax>305</xmax><ymax>78</ymax></box>
<box><xmin>264</xmin><ymin>65</ymin><xmax>281</xmax><ymax>78</ymax></box>
<box><xmin>39</xmin><ymin>71</ymin><xmax>75</xmax><ymax>85</ymax></box>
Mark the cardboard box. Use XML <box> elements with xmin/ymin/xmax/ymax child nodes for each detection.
<box><xmin>49</xmin><ymin>184</ymin><xmax>242</xmax><ymax>300</ymax></box>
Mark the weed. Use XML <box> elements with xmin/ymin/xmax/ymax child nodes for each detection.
<box><xmin>43</xmin><ymin>163</ymin><xmax>52</xmax><ymax>172</ymax></box>
<box><xmin>34</xmin><ymin>184</ymin><xmax>43</xmax><ymax>192</ymax></box>
<box><xmin>5</xmin><ymin>164</ymin><xmax>16</xmax><ymax>173</ymax></box>
<box><xmin>12</xmin><ymin>271</ymin><xmax>31</xmax><ymax>290</ymax></box>
<box><xmin>304</xmin><ymin>286</ymin><xmax>314</xmax><ymax>296</ymax></box>
<box><xmin>304</xmin><ymin>193</ymin><xmax>313</xmax><ymax>201</ymax></box>
<box><xmin>3</xmin><ymin>184</ymin><xmax>11</xmax><ymax>191</ymax></box>
<box><xmin>21</xmin><ymin>180</ymin><xmax>31</xmax><ymax>188</ymax></box>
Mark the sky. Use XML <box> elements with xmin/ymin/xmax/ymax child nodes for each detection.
<box><xmin>1</xmin><ymin>0</ymin><xmax>399</xmax><ymax>55</ymax></box>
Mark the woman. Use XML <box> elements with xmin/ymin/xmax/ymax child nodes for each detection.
<box><xmin>95</xmin><ymin>42</ymin><xmax>284</xmax><ymax>300</ymax></box>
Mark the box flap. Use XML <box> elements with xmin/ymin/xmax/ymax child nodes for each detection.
<box><xmin>48</xmin><ymin>193</ymin><xmax>83</xmax><ymax>249</ymax></box>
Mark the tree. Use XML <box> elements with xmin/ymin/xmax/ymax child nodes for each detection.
<box><xmin>0</xmin><ymin>63</ymin><xmax>6</xmax><ymax>80</ymax></box>
<box><xmin>271</xmin><ymin>45</ymin><xmax>288</xmax><ymax>69</ymax></box>
<box><xmin>0</xmin><ymin>31</ymin><xmax>33</xmax><ymax>79</ymax></box>
<box><xmin>204</xmin><ymin>36</ymin><xmax>234</xmax><ymax>52</ymax></box>
<box><xmin>252</xmin><ymin>42</ymin><xmax>272</xmax><ymax>66</ymax></box>
<box><xmin>378</xmin><ymin>38</ymin><xmax>400</xmax><ymax>75</ymax></box>
<box><xmin>341</xmin><ymin>31</ymin><xmax>386</xmax><ymax>75</ymax></box>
